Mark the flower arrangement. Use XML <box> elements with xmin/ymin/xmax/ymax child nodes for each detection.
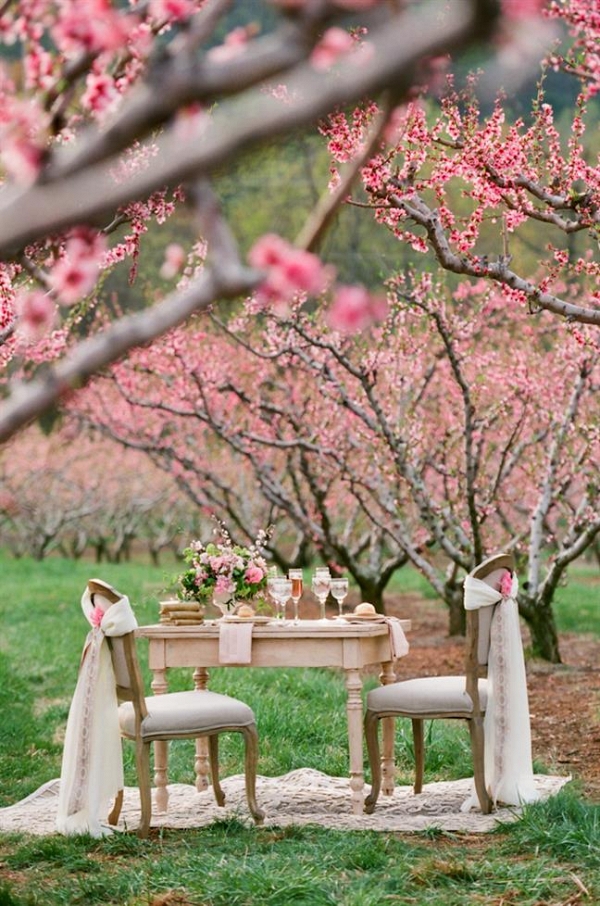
<box><xmin>177</xmin><ymin>525</ymin><xmax>271</xmax><ymax>610</ymax></box>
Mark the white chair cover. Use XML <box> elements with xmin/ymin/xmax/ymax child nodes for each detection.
<box><xmin>56</xmin><ymin>587</ymin><xmax>137</xmax><ymax>837</ymax></box>
<box><xmin>462</xmin><ymin>572</ymin><xmax>539</xmax><ymax>810</ymax></box>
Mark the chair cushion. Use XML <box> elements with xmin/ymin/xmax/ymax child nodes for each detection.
<box><xmin>119</xmin><ymin>690</ymin><xmax>256</xmax><ymax>741</ymax></box>
<box><xmin>366</xmin><ymin>676</ymin><xmax>488</xmax><ymax>717</ymax></box>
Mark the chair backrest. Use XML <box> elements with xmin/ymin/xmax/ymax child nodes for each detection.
<box><xmin>107</xmin><ymin>632</ymin><xmax>149</xmax><ymax>725</ymax></box>
<box><xmin>464</xmin><ymin>552</ymin><xmax>516</xmax><ymax>709</ymax></box>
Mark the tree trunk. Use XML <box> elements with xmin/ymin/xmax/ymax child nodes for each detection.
<box><xmin>520</xmin><ymin>599</ymin><xmax>562</xmax><ymax>664</ymax></box>
<box><xmin>356</xmin><ymin>577</ymin><xmax>385</xmax><ymax>613</ymax></box>
<box><xmin>445</xmin><ymin>581</ymin><xmax>466</xmax><ymax>636</ymax></box>
<box><xmin>447</xmin><ymin>594</ymin><xmax>466</xmax><ymax>636</ymax></box>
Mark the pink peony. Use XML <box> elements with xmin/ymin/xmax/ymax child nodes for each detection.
<box><xmin>245</xmin><ymin>565</ymin><xmax>264</xmax><ymax>584</ymax></box>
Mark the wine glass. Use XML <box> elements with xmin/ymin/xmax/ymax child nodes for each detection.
<box><xmin>288</xmin><ymin>569</ymin><xmax>303</xmax><ymax>623</ymax></box>
<box><xmin>267</xmin><ymin>571</ymin><xmax>281</xmax><ymax>619</ymax></box>
<box><xmin>311</xmin><ymin>571</ymin><xmax>331</xmax><ymax>621</ymax></box>
<box><xmin>270</xmin><ymin>577</ymin><xmax>292</xmax><ymax>621</ymax></box>
<box><xmin>330</xmin><ymin>578</ymin><xmax>349</xmax><ymax>618</ymax></box>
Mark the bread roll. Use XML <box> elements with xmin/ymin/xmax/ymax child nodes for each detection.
<box><xmin>354</xmin><ymin>602</ymin><xmax>376</xmax><ymax>615</ymax></box>
<box><xmin>237</xmin><ymin>603</ymin><xmax>255</xmax><ymax>618</ymax></box>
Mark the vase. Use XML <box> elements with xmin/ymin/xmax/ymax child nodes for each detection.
<box><xmin>212</xmin><ymin>590</ymin><xmax>238</xmax><ymax>616</ymax></box>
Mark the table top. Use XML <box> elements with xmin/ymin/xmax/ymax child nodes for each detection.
<box><xmin>137</xmin><ymin>618</ymin><xmax>411</xmax><ymax>640</ymax></box>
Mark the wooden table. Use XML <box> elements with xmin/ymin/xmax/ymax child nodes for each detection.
<box><xmin>137</xmin><ymin>618</ymin><xmax>410</xmax><ymax>815</ymax></box>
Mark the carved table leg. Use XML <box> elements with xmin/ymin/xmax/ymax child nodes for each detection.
<box><xmin>150</xmin><ymin>668</ymin><xmax>169</xmax><ymax>813</ymax></box>
<box><xmin>193</xmin><ymin>667</ymin><xmax>210</xmax><ymax>792</ymax></box>
<box><xmin>380</xmin><ymin>660</ymin><xmax>396</xmax><ymax>796</ymax></box>
<box><xmin>345</xmin><ymin>667</ymin><xmax>365</xmax><ymax>815</ymax></box>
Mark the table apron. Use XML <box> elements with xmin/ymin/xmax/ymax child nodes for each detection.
<box><xmin>146</xmin><ymin>635</ymin><xmax>392</xmax><ymax>671</ymax></box>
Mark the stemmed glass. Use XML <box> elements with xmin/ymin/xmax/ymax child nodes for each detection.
<box><xmin>270</xmin><ymin>576</ymin><xmax>292</xmax><ymax>621</ymax></box>
<box><xmin>330</xmin><ymin>578</ymin><xmax>349</xmax><ymax>618</ymax></box>
<box><xmin>288</xmin><ymin>569</ymin><xmax>303</xmax><ymax>623</ymax></box>
<box><xmin>311</xmin><ymin>568</ymin><xmax>331</xmax><ymax>621</ymax></box>
<box><xmin>267</xmin><ymin>572</ymin><xmax>281</xmax><ymax>619</ymax></box>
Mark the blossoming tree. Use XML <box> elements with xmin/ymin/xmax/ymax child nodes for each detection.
<box><xmin>72</xmin><ymin>274</ymin><xmax>599</xmax><ymax>661</ymax></box>
<box><xmin>0</xmin><ymin>0</ymin><xmax>554</xmax><ymax>444</ymax></box>
<box><xmin>317</xmin><ymin>0</ymin><xmax>600</xmax><ymax>330</ymax></box>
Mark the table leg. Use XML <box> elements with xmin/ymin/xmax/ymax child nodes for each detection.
<box><xmin>380</xmin><ymin>660</ymin><xmax>397</xmax><ymax>796</ymax></box>
<box><xmin>345</xmin><ymin>668</ymin><xmax>365</xmax><ymax>815</ymax></box>
<box><xmin>150</xmin><ymin>668</ymin><xmax>169</xmax><ymax>813</ymax></box>
<box><xmin>193</xmin><ymin>667</ymin><xmax>210</xmax><ymax>792</ymax></box>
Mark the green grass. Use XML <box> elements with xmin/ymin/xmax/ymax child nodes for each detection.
<box><xmin>552</xmin><ymin>562</ymin><xmax>600</xmax><ymax>635</ymax></box>
<box><xmin>1</xmin><ymin>552</ymin><xmax>599</xmax><ymax>906</ymax></box>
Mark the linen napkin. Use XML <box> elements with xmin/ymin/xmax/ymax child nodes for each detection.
<box><xmin>218</xmin><ymin>621</ymin><xmax>253</xmax><ymax>665</ymax></box>
<box><xmin>385</xmin><ymin>617</ymin><xmax>409</xmax><ymax>660</ymax></box>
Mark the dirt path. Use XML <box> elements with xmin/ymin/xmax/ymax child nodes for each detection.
<box><xmin>385</xmin><ymin>593</ymin><xmax>600</xmax><ymax>800</ymax></box>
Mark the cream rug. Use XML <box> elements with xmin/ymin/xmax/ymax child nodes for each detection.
<box><xmin>0</xmin><ymin>769</ymin><xmax>570</xmax><ymax>836</ymax></box>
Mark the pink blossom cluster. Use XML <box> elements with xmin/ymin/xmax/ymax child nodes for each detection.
<box><xmin>0</xmin><ymin>85</ymin><xmax>48</xmax><ymax>184</ymax></box>
<box><xmin>327</xmin><ymin>285</ymin><xmax>388</xmax><ymax>333</ymax></box>
<box><xmin>52</xmin><ymin>0</ymin><xmax>132</xmax><ymax>57</ymax></box>
<box><xmin>248</xmin><ymin>234</ymin><xmax>333</xmax><ymax>311</ymax></box>
<box><xmin>50</xmin><ymin>227</ymin><xmax>107</xmax><ymax>305</ymax></box>
<box><xmin>248</xmin><ymin>233</ymin><xmax>388</xmax><ymax>332</ymax></box>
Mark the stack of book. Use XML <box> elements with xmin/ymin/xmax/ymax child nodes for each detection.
<box><xmin>159</xmin><ymin>599</ymin><xmax>204</xmax><ymax>625</ymax></box>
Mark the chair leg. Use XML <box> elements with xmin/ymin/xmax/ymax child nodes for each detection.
<box><xmin>412</xmin><ymin>719</ymin><xmax>424</xmax><ymax>794</ymax></box>
<box><xmin>208</xmin><ymin>735</ymin><xmax>226</xmax><ymax>807</ymax></box>
<box><xmin>108</xmin><ymin>789</ymin><xmax>124</xmax><ymax>827</ymax></box>
<box><xmin>469</xmin><ymin>716</ymin><xmax>492</xmax><ymax>814</ymax></box>
<box><xmin>242</xmin><ymin>725</ymin><xmax>265</xmax><ymax>825</ymax></box>
<box><xmin>135</xmin><ymin>739</ymin><xmax>153</xmax><ymax>838</ymax></box>
<box><xmin>363</xmin><ymin>709</ymin><xmax>382</xmax><ymax>814</ymax></box>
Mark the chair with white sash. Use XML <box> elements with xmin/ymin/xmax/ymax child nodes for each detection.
<box><xmin>107</xmin><ymin>628</ymin><xmax>265</xmax><ymax>837</ymax></box>
<box><xmin>56</xmin><ymin>577</ymin><xmax>264</xmax><ymax>839</ymax></box>
<box><xmin>364</xmin><ymin>552</ymin><xmax>536</xmax><ymax>814</ymax></box>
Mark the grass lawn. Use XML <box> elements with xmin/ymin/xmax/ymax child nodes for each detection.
<box><xmin>1</xmin><ymin>553</ymin><xmax>599</xmax><ymax>905</ymax></box>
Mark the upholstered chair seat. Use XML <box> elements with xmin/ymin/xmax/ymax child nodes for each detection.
<box><xmin>366</xmin><ymin>676</ymin><xmax>488</xmax><ymax>717</ymax></box>
<box><xmin>118</xmin><ymin>690</ymin><xmax>256</xmax><ymax>741</ymax></box>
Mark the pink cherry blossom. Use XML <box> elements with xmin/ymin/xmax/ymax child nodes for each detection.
<box><xmin>311</xmin><ymin>28</ymin><xmax>355</xmax><ymax>71</ymax></box>
<box><xmin>81</xmin><ymin>72</ymin><xmax>117</xmax><ymax>115</ymax></box>
<box><xmin>502</xmin><ymin>0</ymin><xmax>544</xmax><ymax>18</ymax></box>
<box><xmin>249</xmin><ymin>234</ymin><xmax>333</xmax><ymax>306</ymax></box>
<box><xmin>14</xmin><ymin>290</ymin><xmax>56</xmax><ymax>342</ymax></box>
<box><xmin>207</xmin><ymin>26</ymin><xmax>252</xmax><ymax>64</ymax></box>
<box><xmin>149</xmin><ymin>0</ymin><xmax>195</xmax><ymax>22</ymax></box>
<box><xmin>160</xmin><ymin>243</ymin><xmax>186</xmax><ymax>280</ymax></box>
<box><xmin>49</xmin><ymin>228</ymin><xmax>107</xmax><ymax>305</ymax></box>
<box><xmin>52</xmin><ymin>0</ymin><xmax>131</xmax><ymax>56</ymax></box>
<box><xmin>327</xmin><ymin>285</ymin><xmax>388</xmax><ymax>332</ymax></box>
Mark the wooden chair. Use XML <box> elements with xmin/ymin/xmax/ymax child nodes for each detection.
<box><xmin>363</xmin><ymin>552</ymin><xmax>515</xmax><ymax>815</ymax></box>
<box><xmin>106</xmin><ymin>631</ymin><xmax>264</xmax><ymax>837</ymax></box>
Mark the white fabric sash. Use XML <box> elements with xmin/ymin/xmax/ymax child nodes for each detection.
<box><xmin>56</xmin><ymin>589</ymin><xmax>137</xmax><ymax>837</ymax></box>
<box><xmin>462</xmin><ymin>572</ymin><xmax>539</xmax><ymax>810</ymax></box>
<box><xmin>384</xmin><ymin>617</ymin><xmax>409</xmax><ymax>661</ymax></box>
